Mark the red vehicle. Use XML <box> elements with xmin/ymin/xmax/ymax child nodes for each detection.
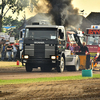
<box><xmin>86</xmin><ymin>25</ymin><xmax>100</xmax><ymax>60</ymax></box>
<box><xmin>66</xmin><ymin>30</ymin><xmax>85</xmax><ymax>49</ymax></box>
<box><xmin>66</xmin><ymin>31</ymin><xmax>76</xmax><ymax>48</ymax></box>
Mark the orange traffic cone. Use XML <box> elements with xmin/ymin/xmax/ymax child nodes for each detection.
<box><xmin>17</xmin><ymin>60</ymin><xmax>20</xmax><ymax>65</ymax></box>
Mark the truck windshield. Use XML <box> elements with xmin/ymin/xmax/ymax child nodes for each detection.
<box><xmin>25</xmin><ymin>28</ymin><xmax>57</xmax><ymax>39</ymax></box>
<box><xmin>87</xmin><ymin>36</ymin><xmax>99</xmax><ymax>45</ymax></box>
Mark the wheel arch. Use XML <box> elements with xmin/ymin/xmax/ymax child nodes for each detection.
<box><xmin>61</xmin><ymin>52</ymin><xmax>65</xmax><ymax>62</ymax></box>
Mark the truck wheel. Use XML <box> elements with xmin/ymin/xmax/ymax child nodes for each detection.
<box><xmin>25</xmin><ymin>63</ymin><xmax>32</xmax><ymax>72</ymax></box>
<box><xmin>74</xmin><ymin>60</ymin><xmax>80</xmax><ymax>71</ymax></box>
<box><xmin>72</xmin><ymin>59</ymin><xmax>80</xmax><ymax>71</ymax></box>
<box><xmin>57</xmin><ymin>57</ymin><xmax>65</xmax><ymax>72</ymax></box>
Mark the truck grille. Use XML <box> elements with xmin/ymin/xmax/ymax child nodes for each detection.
<box><xmin>25</xmin><ymin>44</ymin><xmax>55</xmax><ymax>58</ymax></box>
<box><xmin>25</xmin><ymin>44</ymin><xmax>34</xmax><ymax>56</ymax></box>
<box><xmin>34</xmin><ymin>44</ymin><xmax>45</xmax><ymax>58</ymax></box>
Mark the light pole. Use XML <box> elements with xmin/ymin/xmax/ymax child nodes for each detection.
<box><xmin>23</xmin><ymin>10</ymin><xmax>26</xmax><ymax>28</ymax></box>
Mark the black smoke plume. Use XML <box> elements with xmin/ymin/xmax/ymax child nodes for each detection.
<box><xmin>36</xmin><ymin>0</ymin><xmax>82</xmax><ymax>28</ymax></box>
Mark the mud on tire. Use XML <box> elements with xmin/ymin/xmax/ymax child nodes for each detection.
<box><xmin>25</xmin><ymin>63</ymin><xmax>32</xmax><ymax>72</ymax></box>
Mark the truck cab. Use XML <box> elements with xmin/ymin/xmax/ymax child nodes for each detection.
<box><xmin>22</xmin><ymin>24</ymin><xmax>80</xmax><ymax>72</ymax></box>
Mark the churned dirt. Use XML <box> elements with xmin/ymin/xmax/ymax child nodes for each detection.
<box><xmin>0</xmin><ymin>79</ymin><xmax>100</xmax><ymax>100</ymax></box>
<box><xmin>0</xmin><ymin>62</ymin><xmax>100</xmax><ymax>100</ymax></box>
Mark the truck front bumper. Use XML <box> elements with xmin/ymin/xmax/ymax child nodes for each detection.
<box><xmin>22</xmin><ymin>58</ymin><xmax>58</xmax><ymax>67</ymax></box>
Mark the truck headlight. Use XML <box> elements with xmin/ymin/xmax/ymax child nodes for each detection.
<box><xmin>24</xmin><ymin>55</ymin><xmax>29</xmax><ymax>59</ymax></box>
<box><xmin>51</xmin><ymin>56</ymin><xmax>56</xmax><ymax>60</ymax></box>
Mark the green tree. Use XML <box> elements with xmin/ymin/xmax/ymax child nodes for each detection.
<box><xmin>3</xmin><ymin>16</ymin><xmax>24</xmax><ymax>39</ymax></box>
<box><xmin>0</xmin><ymin>0</ymin><xmax>39</xmax><ymax>32</ymax></box>
<box><xmin>3</xmin><ymin>16</ymin><xmax>21</xmax><ymax>26</ymax></box>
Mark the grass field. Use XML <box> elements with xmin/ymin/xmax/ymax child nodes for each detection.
<box><xmin>0</xmin><ymin>61</ymin><xmax>100</xmax><ymax>85</ymax></box>
<box><xmin>0</xmin><ymin>74</ymin><xmax>100</xmax><ymax>85</ymax></box>
<box><xmin>0</xmin><ymin>61</ymin><xmax>23</xmax><ymax>67</ymax></box>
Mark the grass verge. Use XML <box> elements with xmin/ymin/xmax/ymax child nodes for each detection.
<box><xmin>0</xmin><ymin>65</ymin><xmax>24</xmax><ymax>68</ymax></box>
<box><xmin>9</xmin><ymin>65</ymin><xmax>23</xmax><ymax>67</ymax></box>
<box><xmin>0</xmin><ymin>74</ymin><xmax>100</xmax><ymax>85</ymax></box>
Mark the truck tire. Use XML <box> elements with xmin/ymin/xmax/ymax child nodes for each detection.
<box><xmin>57</xmin><ymin>57</ymin><xmax>65</xmax><ymax>72</ymax></box>
<box><xmin>73</xmin><ymin>59</ymin><xmax>80</xmax><ymax>71</ymax></box>
<box><xmin>25</xmin><ymin>63</ymin><xmax>32</xmax><ymax>72</ymax></box>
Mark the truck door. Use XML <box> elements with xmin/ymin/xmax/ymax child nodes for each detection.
<box><xmin>58</xmin><ymin>29</ymin><xmax>65</xmax><ymax>50</ymax></box>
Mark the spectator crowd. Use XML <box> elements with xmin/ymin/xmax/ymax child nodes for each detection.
<box><xmin>67</xmin><ymin>42</ymin><xmax>89</xmax><ymax>55</ymax></box>
<box><xmin>0</xmin><ymin>43</ymin><xmax>19</xmax><ymax>61</ymax></box>
<box><xmin>0</xmin><ymin>41</ymin><xmax>89</xmax><ymax>62</ymax></box>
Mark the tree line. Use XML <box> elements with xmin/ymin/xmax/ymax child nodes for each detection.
<box><xmin>0</xmin><ymin>0</ymin><xmax>39</xmax><ymax>32</ymax></box>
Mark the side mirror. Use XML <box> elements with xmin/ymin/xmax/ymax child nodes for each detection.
<box><xmin>20</xmin><ymin>32</ymin><xmax>23</xmax><ymax>38</ymax></box>
<box><xmin>60</xmin><ymin>33</ymin><xmax>64</xmax><ymax>39</ymax></box>
<box><xmin>59</xmin><ymin>29</ymin><xmax>64</xmax><ymax>39</ymax></box>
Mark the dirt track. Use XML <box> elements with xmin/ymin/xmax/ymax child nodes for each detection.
<box><xmin>0</xmin><ymin>62</ymin><xmax>100</xmax><ymax>100</ymax></box>
<box><xmin>0</xmin><ymin>79</ymin><xmax>100</xmax><ymax>100</ymax></box>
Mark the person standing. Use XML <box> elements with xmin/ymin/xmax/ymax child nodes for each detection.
<box><xmin>16</xmin><ymin>45</ymin><xmax>20</xmax><ymax>60</ymax></box>
<box><xmin>94</xmin><ymin>43</ymin><xmax>100</xmax><ymax>60</ymax></box>
<box><xmin>80</xmin><ymin>42</ymin><xmax>90</xmax><ymax>69</ymax></box>
<box><xmin>0</xmin><ymin>43</ymin><xmax>7</xmax><ymax>61</ymax></box>
<box><xmin>12</xmin><ymin>43</ymin><xmax>17</xmax><ymax>61</ymax></box>
<box><xmin>6</xmin><ymin>43</ymin><xmax>13</xmax><ymax>61</ymax></box>
<box><xmin>74</xmin><ymin>43</ymin><xmax>80</xmax><ymax>54</ymax></box>
<box><xmin>79</xmin><ymin>42</ymin><xmax>89</xmax><ymax>54</ymax></box>
<box><xmin>69</xmin><ymin>43</ymin><xmax>74</xmax><ymax>54</ymax></box>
